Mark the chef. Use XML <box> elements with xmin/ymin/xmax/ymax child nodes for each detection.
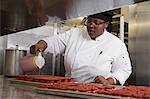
<box><xmin>31</xmin><ymin>11</ymin><xmax>132</xmax><ymax>85</ymax></box>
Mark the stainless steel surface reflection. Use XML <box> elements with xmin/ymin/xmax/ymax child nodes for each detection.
<box><xmin>128</xmin><ymin>1</ymin><xmax>150</xmax><ymax>86</ymax></box>
<box><xmin>4</xmin><ymin>49</ymin><xmax>27</xmax><ymax>76</ymax></box>
<box><xmin>0</xmin><ymin>75</ymin><xmax>75</xmax><ymax>99</ymax></box>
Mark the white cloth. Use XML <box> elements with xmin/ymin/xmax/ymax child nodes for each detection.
<box><xmin>43</xmin><ymin>27</ymin><xmax>132</xmax><ymax>85</ymax></box>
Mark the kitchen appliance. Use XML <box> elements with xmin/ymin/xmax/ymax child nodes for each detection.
<box><xmin>4</xmin><ymin>49</ymin><xmax>27</xmax><ymax>76</ymax></box>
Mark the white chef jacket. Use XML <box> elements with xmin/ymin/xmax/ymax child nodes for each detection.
<box><xmin>43</xmin><ymin>27</ymin><xmax>132</xmax><ymax>85</ymax></box>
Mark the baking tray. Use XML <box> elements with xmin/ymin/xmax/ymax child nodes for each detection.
<box><xmin>9</xmin><ymin>78</ymin><xmax>126</xmax><ymax>99</ymax></box>
<box><xmin>9</xmin><ymin>78</ymin><xmax>46</xmax><ymax>86</ymax></box>
<box><xmin>15</xmin><ymin>75</ymin><xmax>73</xmax><ymax>82</ymax></box>
<box><xmin>35</xmin><ymin>87</ymin><xmax>126</xmax><ymax>99</ymax></box>
<box><xmin>9</xmin><ymin>75</ymin><xmax>73</xmax><ymax>86</ymax></box>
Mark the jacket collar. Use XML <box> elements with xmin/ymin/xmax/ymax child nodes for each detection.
<box><xmin>95</xmin><ymin>29</ymin><xmax>108</xmax><ymax>41</ymax></box>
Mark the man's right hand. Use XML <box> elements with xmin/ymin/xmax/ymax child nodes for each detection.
<box><xmin>94</xmin><ymin>76</ymin><xmax>110</xmax><ymax>85</ymax></box>
<box><xmin>30</xmin><ymin>40</ymin><xmax>47</xmax><ymax>55</ymax></box>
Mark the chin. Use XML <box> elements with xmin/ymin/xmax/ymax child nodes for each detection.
<box><xmin>90</xmin><ymin>35</ymin><xmax>94</xmax><ymax>38</ymax></box>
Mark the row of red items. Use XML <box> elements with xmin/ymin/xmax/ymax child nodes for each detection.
<box><xmin>16</xmin><ymin>75</ymin><xmax>73</xmax><ymax>83</ymax></box>
<box><xmin>96</xmin><ymin>86</ymin><xmax>150</xmax><ymax>98</ymax></box>
<box><xmin>37</xmin><ymin>82</ymin><xmax>150</xmax><ymax>98</ymax></box>
<box><xmin>37</xmin><ymin>82</ymin><xmax>115</xmax><ymax>92</ymax></box>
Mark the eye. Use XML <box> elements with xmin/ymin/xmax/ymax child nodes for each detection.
<box><xmin>94</xmin><ymin>21</ymin><xmax>105</xmax><ymax>25</ymax></box>
<box><xmin>86</xmin><ymin>19</ymin><xmax>105</xmax><ymax>26</ymax></box>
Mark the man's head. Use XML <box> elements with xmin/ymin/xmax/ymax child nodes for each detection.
<box><xmin>86</xmin><ymin>11</ymin><xmax>112</xmax><ymax>40</ymax></box>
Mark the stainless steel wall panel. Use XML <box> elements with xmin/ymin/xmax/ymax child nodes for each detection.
<box><xmin>128</xmin><ymin>1</ymin><xmax>150</xmax><ymax>86</ymax></box>
<box><xmin>0</xmin><ymin>35</ymin><xmax>7</xmax><ymax>74</ymax></box>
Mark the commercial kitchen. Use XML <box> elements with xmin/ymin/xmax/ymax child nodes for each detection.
<box><xmin>0</xmin><ymin>0</ymin><xmax>150</xmax><ymax>99</ymax></box>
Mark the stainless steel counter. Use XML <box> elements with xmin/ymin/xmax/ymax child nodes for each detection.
<box><xmin>0</xmin><ymin>75</ymin><xmax>75</xmax><ymax>99</ymax></box>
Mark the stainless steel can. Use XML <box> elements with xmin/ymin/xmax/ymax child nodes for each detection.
<box><xmin>4</xmin><ymin>49</ymin><xmax>27</xmax><ymax>76</ymax></box>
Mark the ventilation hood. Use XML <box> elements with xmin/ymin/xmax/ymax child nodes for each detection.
<box><xmin>0</xmin><ymin>0</ymin><xmax>146</xmax><ymax>36</ymax></box>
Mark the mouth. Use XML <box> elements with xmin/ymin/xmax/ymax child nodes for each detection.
<box><xmin>88</xmin><ymin>29</ymin><xmax>96</xmax><ymax>35</ymax></box>
<box><xmin>88</xmin><ymin>28</ymin><xmax>95</xmax><ymax>33</ymax></box>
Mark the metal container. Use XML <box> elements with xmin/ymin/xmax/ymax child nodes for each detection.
<box><xmin>20</xmin><ymin>53</ymin><xmax>45</xmax><ymax>73</ymax></box>
<box><xmin>4</xmin><ymin>49</ymin><xmax>27</xmax><ymax>76</ymax></box>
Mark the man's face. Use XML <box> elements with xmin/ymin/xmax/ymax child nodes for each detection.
<box><xmin>86</xmin><ymin>18</ymin><xmax>109</xmax><ymax>40</ymax></box>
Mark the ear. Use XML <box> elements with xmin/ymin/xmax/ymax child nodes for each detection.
<box><xmin>104</xmin><ymin>22</ymin><xmax>109</xmax><ymax>28</ymax></box>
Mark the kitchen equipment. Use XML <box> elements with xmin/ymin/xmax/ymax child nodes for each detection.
<box><xmin>20</xmin><ymin>52</ymin><xmax>45</xmax><ymax>73</ymax></box>
<box><xmin>4</xmin><ymin>49</ymin><xmax>27</xmax><ymax>76</ymax></box>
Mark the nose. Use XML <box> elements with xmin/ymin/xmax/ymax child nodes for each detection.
<box><xmin>88</xmin><ymin>22</ymin><xmax>95</xmax><ymax>27</ymax></box>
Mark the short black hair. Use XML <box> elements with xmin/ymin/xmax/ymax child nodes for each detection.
<box><xmin>88</xmin><ymin>10</ymin><xmax>113</xmax><ymax>22</ymax></box>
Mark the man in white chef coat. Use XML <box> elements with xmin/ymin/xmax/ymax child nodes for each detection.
<box><xmin>31</xmin><ymin>11</ymin><xmax>132</xmax><ymax>85</ymax></box>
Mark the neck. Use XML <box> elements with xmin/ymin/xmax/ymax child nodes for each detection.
<box><xmin>90</xmin><ymin>30</ymin><xmax>105</xmax><ymax>40</ymax></box>
<box><xmin>91</xmin><ymin>38</ymin><xmax>96</xmax><ymax>40</ymax></box>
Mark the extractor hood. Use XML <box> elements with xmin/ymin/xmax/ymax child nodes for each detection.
<box><xmin>0</xmin><ymin>0</ymin><xmax>147</xmax><ymax>36</ymax></box>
